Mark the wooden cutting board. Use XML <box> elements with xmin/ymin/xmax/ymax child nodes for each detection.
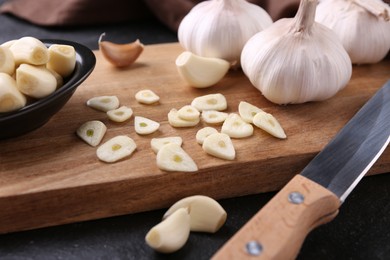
<box><xmin>1</xmin><ymin>43</ymin><xmax>389</xmax><ymax>234</ymax></box>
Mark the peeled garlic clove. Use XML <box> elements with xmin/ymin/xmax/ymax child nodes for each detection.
<box><xmin>134</xmin><ymin>116</ymin><xmax>160</xmax><ymax>135</ymax></box>
<box><xmin>177</xmin><ymin>105</ymin><xmax>200</xmax><ymax>121</ymax></box>
<box><xmin>176</xmin><ymin>51</ymin><xmax>230</xmax><ymax>88</ymax></box>
<box><xmin>241</xmin><ymin>0</ymin><xmax>352</xmax><ymax>104</ymax></box>
<box><xmin>163</xmin><ymin>195</ymin><xmax>227</xmax><ymax>233</ymax></box>
<box><xmin>178</xmin><ymin>0</ymin><xmax>272</xmax><ymax>65</ymax></box>
<box><xmin>196</xmin><ymin>127</ymin><xmax>218</xmax><ymax>145</ymax></box>
<box><xmin>202</xmin><ymin>132</ymin><xmax>235</xmax><ymax>160</ymax></box>
<box><xmin>315</xmin><ymin>0</ymin><xmax>390</xmax><ymax>64</ymax></box>
<box><xmin>191</xmin><ymin>93</ymin><xmax>227</xmax><ymax>112</ymax></box>
<box><xmin>46</xmin><ymin>44</ymin><xmax>76</xmax><ymax>77</ymax></box>
<box><xmin>135</xmin><ymin>89</ymin><xmax>160</xmax><ymax>104</ymax></box>
<box><xmin>16</xmin><ymin>64</ymin><xmax>57</xmax><ymax>98</ymax></box>
<box><xmin>156</xmin><ymin>143</ymin><xmax>198</xmax><ymax>172</ymax></box>
<box><xmin>145</xmin><ymin>208</ymin><xmax>191</xmax><ymax>253</ymax></box>
<box><xmin>86</xmin><ymin>96</ymin><xmax>120</xmax><ymax>112</ymax></box>
<box><xmin>238</xmin><ymin>101</ymin><xmax>264</xmax><ymax>123</ymax></box>
<box><xmin>201</xmin><ymin>110</ymin><xmax>228</xmax><ymax>125</ymax></box>
<box><xmin>9</xmin><ymin>36</ymin><xmax>49</xmax><ymax>65</ymax></box>
<box><xmin>76</xmin><ymin>120</ymin><xmax>107</xmax><ymax>147</ymax></box>
<box><xmin>150</xmin><ymin>136</ymin><xmax>183</xmax><ymax>154</ymax></box>
<box><xmin>0</xmin><ymin>73</ymin><xmax>26</xmax><ymax>113</ymax></box>
<box><xmin>168</xmin><ymin>108</ymin><xmax>200</xmax><ymax>128</ymax></box>
<box><xmin>0</xmin><ymin>46</ymin><xmax>15</xmax><ymax>75</ymax></box>
<box><xmin>97</xmin><ymin>135</ymin><xmax>137</xmax><ymax>163</ymax></box>
<box><xmin>98</xmin><ymin>33</ymin><xmax>144</xmax><ymax>68</ymax></box>
<box><xmin>221</xmin><ymin>113</ymin><xmax>254</xmax><ymax>139</ymax></box>
<box><xmin>107</xmin><ymin>106</ymin><xmax>133</xmax><ymax>122</ymax></box>
<box><xmin>253</xmin><ymin>111</ymin><xmax>287</xmax><ymax>139</ymax></box>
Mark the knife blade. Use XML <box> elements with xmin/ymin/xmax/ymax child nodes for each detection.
<box><xmin>212</xmin><ymin>80</ymin><xmax>390</xmax><ymax>260</ymax></box>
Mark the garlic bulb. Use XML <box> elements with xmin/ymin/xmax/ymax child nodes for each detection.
<box><xmin>241</xmin><ymin>0</ymin><xmax>352</xmax><ymax>105</ymax></box>
<box><xmin>178</xmin><ymin>0</ymin><xmax>273</xmax><ymax>65</ymax></box>
<box><xmin>315</xmin><ymin>0</ymin><xmax>390</xmax><ymax>64</ymax></box>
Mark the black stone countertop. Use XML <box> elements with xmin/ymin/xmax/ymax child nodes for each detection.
<box><xmin>0</xmin><ymin>10</ymin><xmax>390</xmax><ymax>260</ymax></box>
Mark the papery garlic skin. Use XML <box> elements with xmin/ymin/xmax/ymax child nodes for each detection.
<box><xmin>241</xmin><ymin>0</ymin><xmax>352</xmax><ymax>105</ymax></box>
<box><xmin>178</xmin><ymin>0</ymin><xmax>273</xmax><ymax>65</ymax></box>
<box><xmin>315</xmin><ymin>0</ymin><xmax>390</xmax><ymax>64</ymax></box>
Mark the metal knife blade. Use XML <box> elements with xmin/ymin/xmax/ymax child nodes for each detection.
<box><xmin>212</xmin><ymin>80</ymin><xmax>390</xmax><ymax>260</ymax></box>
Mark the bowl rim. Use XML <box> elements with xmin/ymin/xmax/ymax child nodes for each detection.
<box><xmin>0</xmin><ymin>39</ymin><xmax>96</xmax><ymax>122</ymax></box>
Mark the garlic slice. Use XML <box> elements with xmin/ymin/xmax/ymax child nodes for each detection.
<box><xmin>253</xmin><ymin>111</ymin><xmax>287</xmax><ymax>139</ymax></box>
<box><xmin>0</xmin><ymin>46</ymin><xmax>15</xmax><ymax>75</ymax></box>
<box><xmin>176</xmin><ymin>51</ymin><xmax>230</xmax><ymax>88</ymax></box>
<box><xmin>163</xmin><ymin>195</ymin><xmax>227</xmax><ymax>233</ymax></box>
<box><xmin>86</xmin><ymin>96</ymin><xmax>120</xmax><ymax>112</ymax></box>
<box><xmin>16</xmin><ymin>64</ymin><xmax>57</xmax><ymax>98</ymax></box>
<box><xmin>196</xmin><ymin>127</ymin><xmax>218</xmax><ymax>145</ymax></box>
<box><xmin>156</xmin><ymin>143</ymin><xmax>198</xmax><ymax>172</ymax></box>
<box><xmin>46</xmin><ymin>44</ymin><xmax>76</xmax><ymax>78</ymax></box>
<box><xmin>238</xmin><ymin>101</ymin><xmax>264</xmax><ymax>123</ymax></box>
<box><xmin>150</xmin><ymin>136</ymin><xmax>183</xmax><ymax>154</ymax></box>
<box><xmin>202</xmin><ymin>133</ymin><xmax>235</xmax><ymax>160</ymax></box>
<box><xmin>9</xmin><ymin>36</ymin><xmax>49</xmax><ymax>65</ymax></box>
<box><xmin>97</xmin><ymin>135</ymin><xmax>137</xmax><ymax>163</ymax></box>
<box><xmin>201</xmin><ymin>110</ymin><xmax>228</xmax><ymax>125</ymax></box>
<box><xmin>177</xmin><ymin>105</ymin><xmax>200</xmax><ymax>121</ymax></box>
<box><xmin>168</xmin><ymin>108</ymin><xmax>200</xmax><ymax>127</ymax></box>
<box><xmin>221</xmin><ymin>113</ymin><xmax>254</xmax><ymax>138</ymax></box>
<box><xmin>99</xmin><ymin>33</ymin><xmax>144</xmax><ymax>68</ymax></box>
<box><xmin>134</xmin><ymin>116</ymin><xmax>160</xmax><ymax>135</ymax></box>
<box><xmin>107</xmin><ymin>106</ymin><xmax>133</xmax><ymax>122</ymax></box>
<box><xmin>76</xmin><ymin>120</ymin><xmax>107</xmax><ymax>147</ymax></box>
<box><xmin>191</xmin><ymin>93</ymin><xmax>227</xmax><ymax>112</ymax></box>
<box><xmin>135</xmin><ymin>89</ymin><xmax>160</xmax><ymax>104</ymax></box>
<box><xmin>0</xmin><ymin>73</ymin><xmax>26</xmax><ymax>113</ymax></box>
<box><xmin>145</xmin><ymin>208</ymin><xmax>191</xmax><ymax>253</ymax></box>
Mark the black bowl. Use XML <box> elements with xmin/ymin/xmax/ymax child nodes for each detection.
<box><xmin>0</xmin><ymin>39</ymin><xmax>96</xmax><ymax>139</ymax></box>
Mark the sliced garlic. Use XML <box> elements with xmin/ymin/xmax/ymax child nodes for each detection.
<box><xmin>176</xmin><ymin>51</ymin><xmax>230</xmax><ymax>88</ymax></box>
<box><xmin>150</xmin><ymin>136</ymin><xmax>183</xmax><ymax>154</ymax></box>
<box><xmin>202</xmin><ymin>133</ymin><xmax>235</xmax><ymax>160</ymax></box>
<box><xmin>253</xmin><ymin>111</ymin><xmax>287</xmax><ymax>139</ymax></box>
<box><xmin>201</xmin><ymin>110</ymin><xmax>228</xmax><ymax>125</ymax></box>
<box><xmin>46</xmin><ymin>44</ymin><xmax>76</xmax><ymax>78</ymax></box>
<box><xmin>156</xmin><ymin>143</ymin><xmax>198</xmax><ymax>172</ymax></box>
<box><xmin>0</xmin><ymin>73</ymin><xmax>26</xmax><ymax>113</ymax></box>
<box><xmin>0</xmin><ymin>46</ymin><xmax>15</xmax><ymax>75</ymax></box>
<box><xmin>134</xmin><ymin>116</ymin><xmax>160</xmax><ymax>135</ymax></box>
<box><xmin>16</xmin><ymin>64</ymin><xmax>57</xmax><ymax>98</ymax></box>
<box><xmin>221</xmin><ymin>113</ymin><xmax>253</xmax><ymax>138</ymax></box>
<box><xmin>145</xmin><ymin>207</ymin><xmax>191</xmax><ymax>253</ymax></box>
<box><xmin>9</xmin><ymin>36</ymin><xmax>49</xmax><ymax>65</ymax></box>
<box><xmin>196</xmin><ymin>127</ymin><xmax>218</xmax><ymax>145</ymax></box>
<box><xmin>96</xmin><ymin>135</ymin><xmax>137</xmax><ymax>163</ymax></box>
<box><xmin>86</xmin><ymin>96</ymin><xmax>120</xmax><ymax>112</ymax></box>
<box><xmin>76</xmin><ymin>120</ymin><xmax>107</xmax><ymax>147</ymax></box>
<box><xmin>99</xmin><ymin>33</ymin><xmax>144</xmax><ymax>68</ymax></box>
<box><xmin>163</xmin><ymin>195</ymin><xmax>227</xmax><ymax>233</ymax></box>
<box><xmin>135</xmin><ymin>89</ymin><xmax>160</xmax><ymax>104</ymax></box>
<box><xmin>177</xmin><ymin>105</ymin><xmax>200</xmax><ymax>121</ymax></box>
<box><xmin>238</xmin><ymin>101</ymin><xmax>264</xmax><ymax>123</ymax></box>
<box><xmin>191</xmin><ymin>93</ymin><xmax>227</xmax><ymax>112</ymax></box>
<box><xmin>168</xmin><ymin>108</ymin><xmax>200</xmax><ymax>127</ymax></box>
<box><xmin>107</xmin><ymin>106</ymin><xmax>133</xmax><ymax>122</ymax></box>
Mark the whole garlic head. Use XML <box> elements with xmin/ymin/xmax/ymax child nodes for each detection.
<box><xmin>315</xmin><ymin>0</ymin><xmax>390</xmax><ymax>64</ymax></box>
<box><xmin>178</xmin><ymin>0</ymin><xmax>273</xmax><ymax>65</ymax></box>
<box><xmin>241</xmin><ymin>0</ymin><xmax>352</xmax><ymax>105</ymax></box>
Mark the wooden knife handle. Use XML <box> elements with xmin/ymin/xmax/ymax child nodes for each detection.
<box><xmin>212</xmin><ymin>175</ymin><xmax>341</xmax><ymax>260</ymax></box>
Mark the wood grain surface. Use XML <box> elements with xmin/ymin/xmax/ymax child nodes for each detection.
<box><xmin>1</xmin><ymin>43</ymin><xmax>389</xmax><ymax>234</ymax></box>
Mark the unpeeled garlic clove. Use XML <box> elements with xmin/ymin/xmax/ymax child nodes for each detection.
<box><xmin>176</xmin><ymin>51</ymin><xmax>230</xmax><ymax>88</ymax></box>
<box><xmin>163</xmin><ymin>195</ymin><xmax>227</xmax><ymax>233</ymax></box>
<box><xmin>146</xmin><ymin>207</ymin><xmax>191</xmax><ymax>253</ymax></box>
<box><xmin>98</xmin><ymin>33</ymin><xmax>144</xmax><ymax>68</ymax></box>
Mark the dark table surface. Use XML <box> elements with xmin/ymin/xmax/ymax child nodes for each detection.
<box><xmin>0</xmin><ymin>9</ymin><xmax>390</xmax><ymax>260</ymax></box>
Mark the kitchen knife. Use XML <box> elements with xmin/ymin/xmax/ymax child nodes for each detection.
<box><xmin>212</xmin><ymin>80</ymin><xmax>390</xmax><ymax>260</ymax></box>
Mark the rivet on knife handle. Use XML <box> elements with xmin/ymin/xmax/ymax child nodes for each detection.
<box><xmin>212</xmin><ymin>175</ymin><xmax>340</xmax><ymax>260</ymax></box>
